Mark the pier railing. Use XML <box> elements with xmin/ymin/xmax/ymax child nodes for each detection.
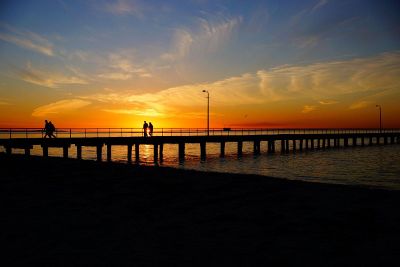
<box><xmin>1</xmin><ymin>128</ymin><xmax>399</xmax><ymax>139</ymax></box>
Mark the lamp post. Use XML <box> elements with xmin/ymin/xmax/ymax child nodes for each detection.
<box><xmin>202</xmin><ymin>90</ymin><xmax>209</xmax><ymax>136</ymax></box>
<box><xmin>376</xmin><ymin>105</ymin><xmax>382</xmax><ymax>133</ymax></box>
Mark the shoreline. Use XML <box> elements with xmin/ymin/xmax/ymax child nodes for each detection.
<box><xmin>1</xmin><ymin>153</ymin><xmax>400</xmax><ymax>265</ymax></box>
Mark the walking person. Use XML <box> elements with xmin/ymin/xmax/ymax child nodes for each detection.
<box><xmin>149</xmin><ymin>122</ymin><xmax>153</xmax><ymax>137</ymax></box>
<box><xmin>48</xmin><ymin>121</ymin><xmax>56</xmax><ymax>138</ymax></box>
<box><xmin>43</xmin><ymin>120</ymin><xmax>56</xmax><ymax>138</ymax></box>
<box><xmin>143</xmin><ymin>121</ymin><xmax>148</xmax><ymax>137</ymax></box>
<box><xmin>43</xmin><ymin>120</ymin><xmax>50</xmax><ymax>138</ymax></box>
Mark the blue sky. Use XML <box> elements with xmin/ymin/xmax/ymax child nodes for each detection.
<box><xmin>0</xmin><ymin>0</ymin><xmax>399</xmax><ymax>127</ymax></box>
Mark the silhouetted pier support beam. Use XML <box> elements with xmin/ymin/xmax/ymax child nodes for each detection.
<box><xmin>361</xmin><ymin>137</ymin><xmax>365</xmax><ymax>146</ymax></box>
<box><xmin>5</xmin><ymin>146</ymin><xmax>11</xmax><ymax>155</ymax></box>
<box><xmin>135</xmin><ymin>144</ymin><xmax>140</xmax><ymax>163</ymax></box>
<box><xmin>310</xmin><ymin>139</ymin><xmax>314</xmax><ymax>150</ymax></box>
<box><xmin>179</xmin><ymin>142</ymin><xmax>185</xmax><ymax>161</ymax></box>
<box><xmin>220</xmin><ymin>142</ymin><xmax>225</xmax><ymax>157</ymax></box>
<box><xmin>96</xmin><ymin>145</ymin><xmax>103</xmax><ymax>162</ymax></box>
<box><xmin>285</xmin><ymin>140</ymin><xmax>290</xmax><ymax>153</ymax></box>
<box><xmin>305</xmin><ymin>139</ymin><xmax>309</xmax><ymax>150</ymax></box>
<box><xmin>281</xmin><ymin>140</ymin><xmax>285</xmax><ymax>153</ymax></box>
<box><xmin>127</xmin><ymin>144</ymin><xmax>132</xmax><ymax>163</ymax></box>
<box><xmin>317</xmin><ymin>139</ymin><xmax>320</xmax><ymax>149</ymax></box>
<box><xmin>63</xmin><ymin>146</ymin><xmax>69</xmax><ymax>158</ymax></box>
<box><xmin>267</xmin><ymin>140</ymin><xmax>275</xmax><ymax>153</ymax></box>
<box><xmin>353</xmin><ymin>137</ymin><xmax>357</xmax><ymax>146</ymax></box>
<box><xmin>24</xmin><ymin>147</ymin><xmax>30</xmax><ymax>156</ymax></box>
<box><xmin>159</xmin><ymin>143</ymin><xmax>164</xmax><ymax>162</ymax></box>
<box><xmin>384</xmin><ymin>136</ymin><xmax>388</xmax><ymax>145</ymax></box>
<box><xmin>369</xmin><ymin>136</ymin><xmax>373</xmax><ymax>146</ymax></box>
<box><xmin>154</xmin><ymin>144</ymin><xmax>159</xmax><ymax>162</ymax></box>
<box><xmin>107</xmin><ymin>144</ymin><xmax>112</xmax><ymax>162</ymax></box>
<box><xmin>42</xmin><ymin>145</ymin><xmax>48</xmax><ymax>157</ymax></box>
<box><xmin>200</xmin><ymin>142</ymin><xmax>206</xmax><ymax>160</ymax></box>
<box><xmin>253</xmin><ymin>140</ymin><xmax>261</xmax><ymax>155</ymax></box>
<box><xmin>77</xmin><ymin>145</ymin><xmax>82</xmax><ymax>159</ymax></box>
<box><xmin>237</xmin><ymin>141</ymin><xmax>243</xmax><ymax>157</ymax></box>
<box><xmin>344</xmin><ymin>138</ymin><xmax>348</xmax><ymax>147</ymax></box>
<box><xmin>327</xmin><ymin>138</ymin><xmax>331</xmax><ymax>148</ymax></box>
<box><xmin>299</xmin><ymin>139</ymin><xmax>303</xmax><ymax>151</ymax></box>
<box><xmin>322</xmin><ymin>138</ymin><xmax>326</xmax><ymax>149</ymax></box>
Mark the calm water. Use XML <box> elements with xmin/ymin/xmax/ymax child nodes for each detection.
<box><xmin>2</xmin><ymin>142</ymin><xmax>400</xmax><ymax>190</ymax></box>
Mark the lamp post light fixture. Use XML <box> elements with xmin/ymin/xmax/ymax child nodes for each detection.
<box><xmin>376</xmin><ymin>105</ymin><xmax>382</xmax><ymax>133</ymax></box>
<box><xmin>202</xmin><ymin>90</ymin><xmax>210</xmax><ymax>136</ymax></box>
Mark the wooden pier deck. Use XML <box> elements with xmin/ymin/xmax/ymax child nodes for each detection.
<box><xmin>1</xmin><ymin>128</ymin><xmax>399</xmax><ymax>163</ymax></box>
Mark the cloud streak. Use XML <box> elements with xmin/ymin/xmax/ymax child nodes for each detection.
<box><xmin>349</xmin><ymin>101</ymin><xmax>371</xmax><ymax>110</ymax></box>
<box><xmin>98</xmin><ymin>52</ymin><xmax>152</xmax><ymax>80</ymax></box>
<box><xmin>103</xmin><ymin>0</ymin><xmax>142</xmax><ymax>16</ymax></box>
<box><xmin>302</xmin><ymin>105</ymin><xmax>317</xmax><ymax>113</ymax></box>
<box><xmin>0</xmin><ymin>25</ymin><xmax>54</xmax><ymax>56</ymax></box>
<box><xmin>17</xmin><ymin>62</ymin><xmax>88</xmax><ymax>88</ymax></box>
<box><xmin>32</xmin><ymin>99</ymin><xmax>91</xmax><ymax>117</ymax></box>
<box><xmin>162</xmin><ymin>16</ymin><xmax>242</xmax><ymax>62</ymax></box>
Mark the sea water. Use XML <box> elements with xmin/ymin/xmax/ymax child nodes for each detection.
<box><xmin>2</xmin><ymin>142</ymin><xmax>400</xmax><ymax>190</ymax></box>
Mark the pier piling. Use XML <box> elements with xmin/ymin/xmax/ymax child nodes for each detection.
<box><xmin>135</xmin><ymin>144</ymin><xmax>140</xmax><ymax>163</ymax></box>
<box><xmin>179</xmin><ymin>142</ymin><xmax>185</xmax><ymax>161</ymax></box>
<box><xmin>127</xmin><ymin>144</ymin><xmax>132</xmax><ymax>163</ymax></box>
<box><xmin>238</xmin><ymin>141</ymin><xmax>243</xmax><ymax>157</ymax></box>
<box><xmin>220</xmin><ymin>142</ymin><xmax>225</xmax><ymax>157</ymax></box>
<box><xmin>77</xmin><ymin>145</ymin><xmax>82</xmax><ymax>159</ymax></box>
<box><xmin>96</xmin><ymin>145</ymin><xmax>102</xmax><ymax>162</ymax></box>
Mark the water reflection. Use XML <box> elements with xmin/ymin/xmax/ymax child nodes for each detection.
<box><xmin>1</xmin><ymin>142</ymin><xmax>399</xmax><ymax>189</ymax></box>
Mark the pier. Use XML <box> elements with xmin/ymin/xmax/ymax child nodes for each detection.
<box><xmin>1</xmin><ymin>128</ymin><xmax>399</xmax><ymax>163</ymax></box>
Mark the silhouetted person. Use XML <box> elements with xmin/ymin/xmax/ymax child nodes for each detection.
<box><xmin>48</xmin><ymin>121</ymin><xmax>56</xmax><ymax>138</ymax></box>
<box><xmin>143</xmin><ymin>121</ymin><xmax>148</xmax><ymax>137</ymax></box>
<box><xmin>44</xmin><ymin>120</ymin><xmax>56</xmax><ymax>138</ymax></box>
<box><xmin>43</xmin><ymin>120</ymin><xmax>50</xmax><ymax>138</ymax></box>
<box><xmin>149</xmin><ymin>122</ymin><xmax>153</xmax><ymax>137</ymax></box>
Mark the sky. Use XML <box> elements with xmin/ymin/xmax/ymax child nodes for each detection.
<box><xmin>0</xmin><ymin>0</ymin><xmax>399</xmax><ymax>129</ymax></box>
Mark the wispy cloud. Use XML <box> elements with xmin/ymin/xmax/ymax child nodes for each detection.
<box><xmin>103</xmin><ymin>0</ymin><xmax>142</xmax><ymax>16</ymax></box>
<box><xmin>17</xmin><ymin>62</ymin><xmax>88</xmax><ymax>88</ymax></box>
<box><xmin>83</xmin><ymin>51</ymin><xmax>400</xmax><ymax>118</ymax></box>
<box><xmin>302</xmin><ymin>105</ymin><xmax>317</xmax><ymax>113</ymax></box>
<box><xmin>0</xmin><ymin>24</ymin><xmax>54</xmax><ymax>56</ymax></box>
<box><xmin>32</xmin><ymin>99</ymin><xmax>91</xmax><ymax>117</ymax></box>
<box><xmin>311</xmin><ymin>0</ymin><xmax>329</xmax><ymax>13</ymax></box>
<box><xmin>162</xmin><ymin>16</ymin><xmax>242</xmax><ymax>62</ymax></box>
<box><xmin>319</xmin><ymin>100</ymin><xmax>338</xmax><ymax>105</ymax></box>
<box><xmin>98</xmin><ymin>52</ymin><xmax>152</xmax><ymax>80</ymax></box>
<box><xmin>198</xmin><ymin>16</ymin><xmax>242</xmax><ymax>51</ymax></box>
<box><xmin>161</xmin><ymin>29</ymin><xmax>193</xmax><ymax>61</ymax></box>
<box><xmin>98</xmin><ymin>72</ymin><xmax>133</xmax><ymax>80</ymax></box>
<box><xmin>0</xmin><ymin>100</ymin><xmax>11</xmax><ymax>106</ymax></box>
<box><xmin>103</xmin><ymin>108</ymin><xmax>164</xmax><ymax>117</ymax></box>
<box><xmin>258</xmin><ymin>51</ymin><xmax>400</xmax><ymax>100</ymax></box>
<box><xmin>349</xmin><ymin>101</ymin><xmax>371</xmax><ymax>110</ymax></box>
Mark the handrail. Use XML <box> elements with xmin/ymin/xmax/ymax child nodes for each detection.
<box><xmin>1</xmin><ymin>128</ymin><xmax>400</xmax><ymax>139</ymax></box>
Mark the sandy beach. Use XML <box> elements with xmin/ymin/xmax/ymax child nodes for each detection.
<box><xmin>1</xmin><ymin>153</ymin><xmax>399</xmax><ymax>266</ymax></box>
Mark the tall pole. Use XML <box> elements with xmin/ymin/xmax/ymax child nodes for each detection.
<box><xmin>202</xmin><ymin>90</ymin><xmax>209</xmax><ymax>136</ymax></box>
<box><xmin>376</xmin><ymin>105</ymin><xmax>382</xmax><ymax>133</ymax></box>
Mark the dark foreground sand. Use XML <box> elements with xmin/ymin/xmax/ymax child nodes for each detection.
<box><xmin>1</xmin><ymin>154</ymin><xmax>400</xmax><ymax>266</ymax></box>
